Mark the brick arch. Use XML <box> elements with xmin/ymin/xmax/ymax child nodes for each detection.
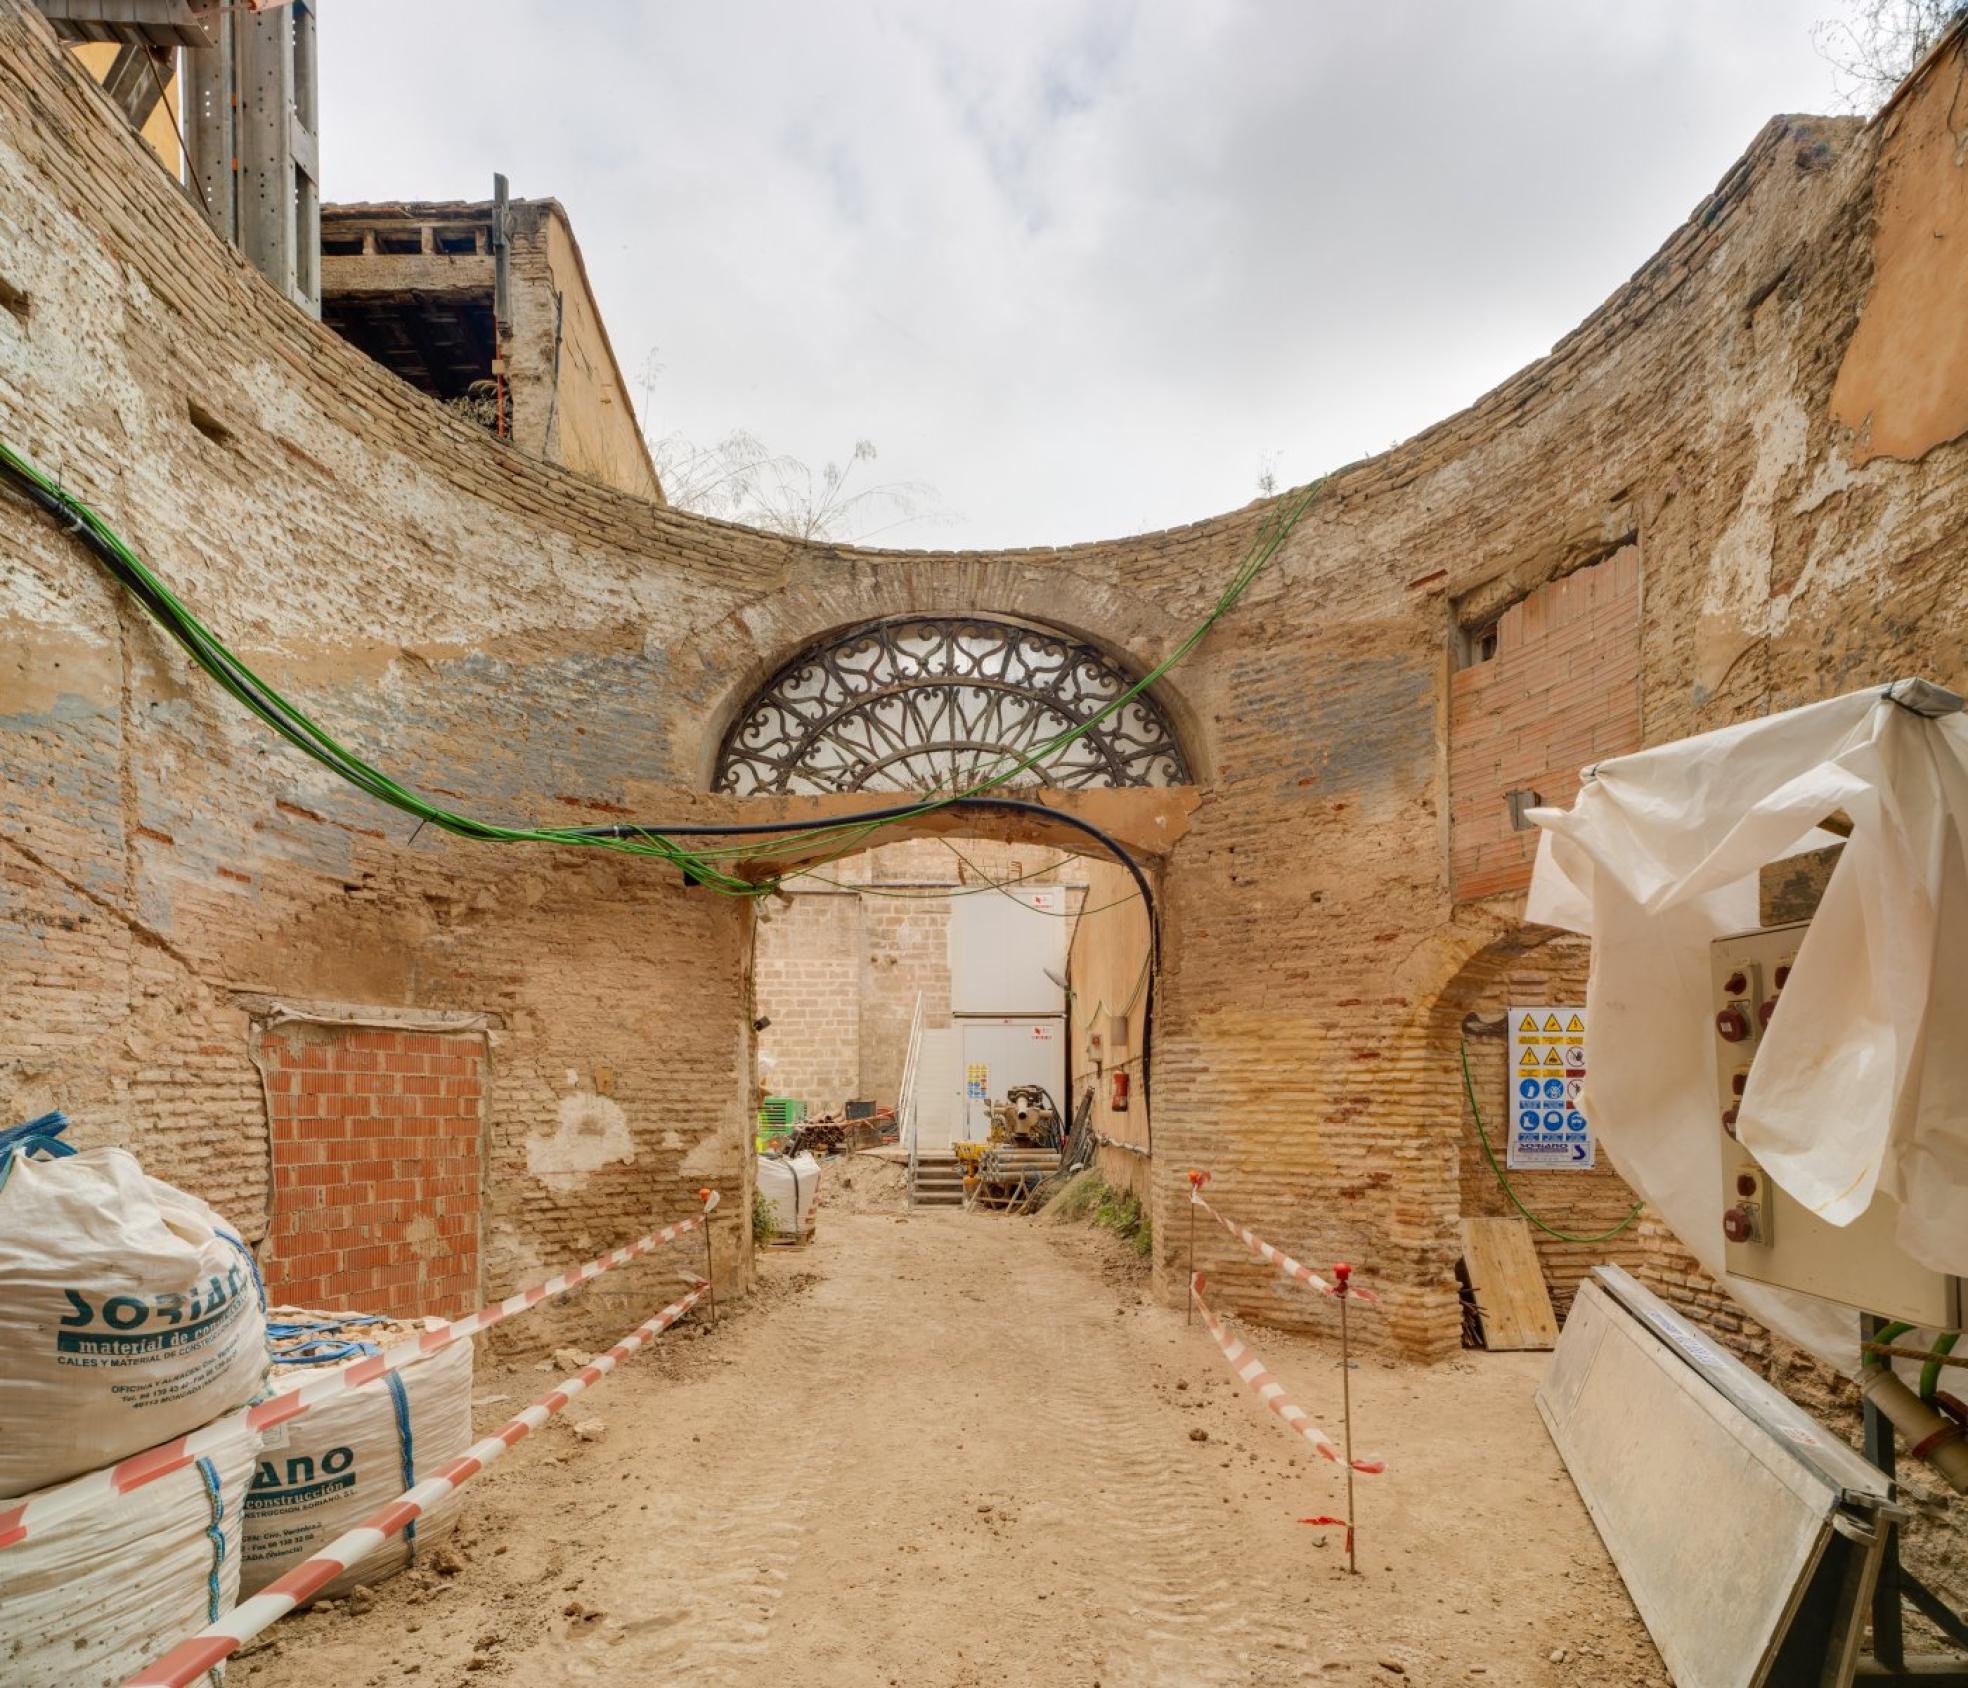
<box><xmin>677</xmin><ymin>551</ymin><xmax>1246</xmax><ymax>794</ymax></box>
<box><xmin>711</xmin><ymin>611</ymin><xmax>1194</xmax><ymax>798</ymax></box>
<box><xmin>1415</xmin><ymin>922</ymin><xmax>1651</xmax><ymax>1342</ymax></box>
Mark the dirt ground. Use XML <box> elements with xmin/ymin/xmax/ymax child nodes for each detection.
<box><xmin>234</xmin><ymin>1164</ymin><xmax>1665</xmax><ymax>1687</ymax></box>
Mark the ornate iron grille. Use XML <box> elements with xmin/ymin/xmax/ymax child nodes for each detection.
<box><xmin>714</xmin><ymin>616</ymin><xmax>1190</xmax><ymax>796</ymax></box>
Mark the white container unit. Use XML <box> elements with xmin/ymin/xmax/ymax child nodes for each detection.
<box><xmin>957</xmin><ymin>1017</ymin><xmax>1066</xmax><ymax>1142</ymax></box>
<box><xmin>949</xmin><ymin>885</ymin><xmax>1069</xmax><ymax>1136</ymax></box>
<box><xmin>947</xmin><ymin>887</ymin><xmax>1068</xmax><ymax>1016</ymax></box>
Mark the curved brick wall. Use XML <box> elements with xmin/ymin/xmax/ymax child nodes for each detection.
<box><xmin>3</xmin><ymin>1</ymin><xmax>1967</xmax><ymax>1381</ymax></box>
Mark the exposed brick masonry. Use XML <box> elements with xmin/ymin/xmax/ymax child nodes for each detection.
<box><xmin>261</xmin><ymin>1022</ymin><xmax>483</xmax><ymax>1317</ymax></box>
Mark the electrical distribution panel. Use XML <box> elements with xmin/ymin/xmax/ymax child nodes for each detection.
<box><xmin>1712</xmin><ymin>921</ymin><xmax>1962</xmax><ymax>1327</ymax></box>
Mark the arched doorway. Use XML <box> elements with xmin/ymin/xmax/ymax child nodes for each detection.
<box><xmin>723</xmin><ymin>614</ymin><xmax>1183</xmax><ymax>1225</ymax></box>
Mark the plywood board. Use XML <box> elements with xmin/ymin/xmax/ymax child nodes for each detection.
<box><xmin>1459</xmin><ymin>1216</ymin><xmax>1558</xmax><ymax>1350</ymax></box>
<box><xmin>1537</xmin><ymin>1280</ymin><xmax>1853</xmax><ymax>1688</ymax></box>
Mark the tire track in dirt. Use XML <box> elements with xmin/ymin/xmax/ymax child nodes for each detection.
<box><xmin>573</xmin><ymin>1265</ymin><xmax>879</xmax><ymax>1685</ymax></box>
<box><xmin>1010</xmin><ymin>1244</ymin><xmax>1319</xmax><ymax>1686</ymax></box>
<box><xmin>238</xmin><ymin>1195</ymin><xmax>1666</xmax><ymax>1688</ymax></box>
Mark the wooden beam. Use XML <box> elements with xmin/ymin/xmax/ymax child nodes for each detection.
<box><xmin>99</xmin><ymin>41</ymin><xmax>172</xmax><ymax>127</ymax></box>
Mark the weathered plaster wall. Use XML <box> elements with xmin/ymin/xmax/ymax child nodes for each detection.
<box><xmin>516</xmin><ymin>203</ymin><xmax>663</xmax><ymax>502</ymax></box>
<box><xmin>1065</xmin><ymin>856</ymin><xmax>1153</xmax><ymax>1202</ymax></box>
<box><xmin>3</xmin><ymin>0</ymin><xmax>1968</xmax><ymax>1425</ymax></box>
<box><xmin>1829</xmin><ymin>45</ymin><xmax>1968</xmax><ymax>463</ymax></box>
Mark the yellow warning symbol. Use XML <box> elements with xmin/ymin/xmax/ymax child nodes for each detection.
<box><xmin>1542</xmin><ymin>1013</ymin><xmax>1563</xmax><ymax>1035</ymax></box>
<box><xmin>1519</xmin><ymin>1049</ymin><xmax>1540</xmax><ymax>1069</ymax></box>
<box><xmin>1567</xmin><ymin>1014</ymin><xmax>1585</xmax><ymax>1035</ymax></box>
<box><xmin>1542</xmin><ymin>1048</ymin><xmax>1565</xmax><ymax>1069</ymax></box>
<box><xmin>1518</xmin><ymin>1014</ymin><xmax>1539</xmax><ymax>1036</ymax></box>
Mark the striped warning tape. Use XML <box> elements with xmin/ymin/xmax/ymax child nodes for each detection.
<box><xmin>0</xmin><ymin>1191</ymin><xmax>719</xmax><ymax>1553</ymax></box>
<box><xmin>1190</xmin><ymin>1272</ymin><xmax>1384</xmax><ymax>1475</ymax></box>
<box><xmin>1187</xmin><ymin>1176</ymin><xmax>1378</xmax><ymax>1304</ymax></box>
<box><xmin>124</xmin><ymin>1279</ymin><xmax>709</xmax><ymax>1688</ymax></box>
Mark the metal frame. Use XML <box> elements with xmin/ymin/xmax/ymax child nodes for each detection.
<box><xmin>714</xmin><ymin>615</ymin><xmax>1190</xmax><ymax>796</ymax></box>
<box><xmin>182</xmin><ymin>0</ymin><xmax>317</xmax><ymax>315</ymax></box>
<box><xmin>1860</xmin><ymin>1316</ymin><xmax>1968</xmax><ymax>1684</ymax></box>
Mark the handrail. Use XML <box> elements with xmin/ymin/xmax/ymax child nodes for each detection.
<box><xmin>900</xmin><ymin>990</ymin><xmax>925</xmax><ymax>1207</ymax></box>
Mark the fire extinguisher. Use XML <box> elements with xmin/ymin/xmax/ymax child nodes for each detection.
<box><xmin>1110</xmin><ymin>1069</ymin><xmax>1130</xmax><ymax>1113</ymax></box>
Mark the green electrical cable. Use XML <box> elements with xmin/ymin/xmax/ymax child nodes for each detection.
<box><xmin>1459</xmin><ymin>1035</ymin><xmax>1642</xmax><ymax>1245</ymax></box>
<box><xmin>0</xmin><ymin>438</ymin><xmax>1323</xmax><ymax>889</ymax></box>
<box><xmin>1922</xmin><ymin>1330</ymin><xmax>1961</xmax><ymax>1399</ymax></box>
<box><xmin>1866</xmin><ymin>1320</ymin><xmax>1914</xmax><ymax>1371</ymax></box>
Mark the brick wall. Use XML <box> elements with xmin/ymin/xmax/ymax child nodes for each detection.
<box><xmin>4</xmin><ymin>0</ymin><xmax>1968</xmax><ymax>1417</ymax></box>
<box><xmin>1438</xmin><ymin>935</ymin><xmax>1652</xmax><ymax>1320</ymax></box>
<box><xmin>261</xmin><ymin>1022</ymin><xmax>484</xmax><ymax>1316</ymax></box>
<box><xmin>1450</xmin><ymin>544</ymin><xmax>1641</xmax><ymax>900</ymax></box>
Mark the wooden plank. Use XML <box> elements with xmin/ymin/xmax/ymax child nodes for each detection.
<box><xmin>1458</xmin><ymin>1216</ymin><xmax>1558</xmax><ymax>1350</ymax></box>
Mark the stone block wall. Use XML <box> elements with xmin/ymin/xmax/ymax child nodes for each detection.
<box><xmin>754</xmin><ymin>892</ymin><xmax>863</xmax><ymax>1116</ymax></box>
<box><xmin>753</xmin><ymin>837</ymin><xmax>1077</xmax><ymax>1117</ymax></box>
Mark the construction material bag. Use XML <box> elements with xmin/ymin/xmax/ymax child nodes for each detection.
<box><xmin>0</xmin><ymin>1411</ymin><xmax>255</xmax><ymax>1686</ymax></box>
<box><xmin>242</xmin><ymin>1308</ymin><xmax>474</xmax><ymax>1600</ymax></box>
<box><xmin>0</xmin><ymin>1116</ymin><xmax>269</xmax><ymax>1499</ymax></box>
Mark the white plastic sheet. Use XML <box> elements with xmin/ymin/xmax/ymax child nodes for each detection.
<box><xmin>1527</xmin><ymin>683</ymin><xmax>1968</xmax><ymax>1369</ymax></box>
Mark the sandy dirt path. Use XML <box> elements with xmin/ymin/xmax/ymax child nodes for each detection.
<box><xmin>235</xmin><ymin>1202</ymin><xmax>1665</xmax><ymax>1687</ymax></box>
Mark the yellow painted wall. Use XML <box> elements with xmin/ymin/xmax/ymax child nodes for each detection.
<box><xmin>71</xmin><ymin>44</ymin><xmax>180</xmax><ymax>174</ymax></box>
<box><xmin>1067</xmin><ymin>857</ymin><xmax>1153</xmax><ymax>1200</ymax></box>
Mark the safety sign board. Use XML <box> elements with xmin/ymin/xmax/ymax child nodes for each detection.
<box><xmin>1507</xmin><ymin>1005</ymin><xmax>1593</xmax><ymax>1169</ymax></box>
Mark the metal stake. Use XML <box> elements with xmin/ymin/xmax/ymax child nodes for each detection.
<box><xmin>698</xmin><ymin>1188</ymin><xmax>718</xmax><ymax>1329</ymax></box>
<box><xmin>1336</xmin><ymin>1260</ymin><xmax>1357</xmax><ymax>1575</ymax></box>
<box><xmin>1188</xmin><ymin>1193</ymin><xmax>1197</xmax><ymax>1325</ymax></box>
<box><xmin>1185</xmin><ymin>1171</ymin><xmax>1207</xmax><ymax>1325</ymax></box>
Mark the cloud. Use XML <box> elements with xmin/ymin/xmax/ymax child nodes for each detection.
<box><xmin>319</xmin><ymin>1</ymin><xmax>1840</xmax><ymax>547</ymax></box>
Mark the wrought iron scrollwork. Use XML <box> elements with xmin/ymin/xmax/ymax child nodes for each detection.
<box><xmin>714</xmin><ymin>616</ymin><xmax>1189</xmax><ymax>796</ymax></box>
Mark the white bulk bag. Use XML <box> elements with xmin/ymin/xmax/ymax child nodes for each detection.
<box><xmin>242</xmin><ymin>1311</ymin><xmax>473</xmax><ymax>1600</ymax></box>
<box><xmin>0</xmin><ymin>1412</ymin><xmax>255</xmax><ymax>1686</ymax></box>
<box><xmin>0</xmin><ymin>1125</ymin><xmax>269</xmax><ymax>1499</ymax></box>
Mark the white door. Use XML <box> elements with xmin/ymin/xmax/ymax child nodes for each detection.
<box><xmin>958</xmin><ymin>1017</ymin><xmax>1067</xmax><ymax>1139</ymax></box>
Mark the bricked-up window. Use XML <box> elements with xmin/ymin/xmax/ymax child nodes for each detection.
<box><xmin>1449</xmin><ymin>545</ymin><xmax>1641</xmax><ymax>901</ymax></box>
<box><xmin>260</xmin><ymin>1023</ymin><xmax>484</xmax><ymax>1317</ymax></box>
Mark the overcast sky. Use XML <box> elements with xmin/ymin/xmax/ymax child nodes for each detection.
<box><xmin>320</xmin><ymin>3</ymin><xmax>1853</xmax><ymax>549</ymax></box>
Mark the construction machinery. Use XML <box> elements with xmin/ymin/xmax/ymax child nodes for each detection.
<box><xmin>953</xmin><ymin>1085</ymin><xmax>1062</xmax><ymax>1211</ymax></box>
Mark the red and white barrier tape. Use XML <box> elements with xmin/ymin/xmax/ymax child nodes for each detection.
<box><xmin>0</xmin><ymin>1190</ymin><xmax>719</xmax><ymax>1552</ymax></box>
<box><xmin>1187</xmin><ymin>1175</ymin><xmax>1378</xmax><ymax>1304</ymax></box>
<box><xmin>1190</xmin><ymin>1273</ymin><xmax>1384</xmax><ymax>1475</ymax></box>
<box><xmin>124</xmin><ymin>1279</ymin><xmax>709</xmax><ymax>1688</ymax></box>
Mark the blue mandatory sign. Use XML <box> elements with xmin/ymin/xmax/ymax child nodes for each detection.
<box><xmin>1543</xmin><ymin>1110</ymin><xmax>1566</xmax><ymax>1131</ymax></box>
<box><xmin>1566</xmin><ymin>1112</ymin><xmax>1588</xmax><ymax>1133</ymax></box>
<box><xmin>1517</xmin><ymin>1110</ymin><xmax>1540</xmax><ymax>1136</ymax></box>
<box><xmin>1519</xmin><ymin>1079</ymin><xmax>1541</xmax><ymax>1101</ymax></box>
<box><xmin>1542</xmin><ymin>1078</ymin><xmax>1565</xmax><ymax>1101</ymax></box>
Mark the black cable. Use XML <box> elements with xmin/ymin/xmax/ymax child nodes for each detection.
<box><xmin>5</xmin><ymin>457</ymin><xmax>1163</xmax><ymax>1125</ymax></box>
<box><xmin>577</xmin><ymin>796</ymin><xmax>1159</xmax><ymax>1132</ymax></box>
